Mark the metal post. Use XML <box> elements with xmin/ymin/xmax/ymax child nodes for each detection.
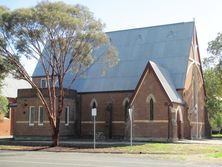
<box><xmin>197</xmin><ymin>107</ymin><xmax>199</xmax><ymax>139</ymax></box>
<box><xmin>93</xmin><ymin>116</ymin><xmax>96</xmax><ymax>149</ymax></box>
<box><xmin>91</xmin><ymin>108</ymin><xmax>97</xmax><ymax>149</ymax></box>
<box><xmin>128</xmin><ymin>108</ymin><xmax>133</xmax><ymax>146</ymax></box>
<box><xmin>130</xmin><ymin>116</ymin><xmax>132</xmax><ymax>146</ymax></box>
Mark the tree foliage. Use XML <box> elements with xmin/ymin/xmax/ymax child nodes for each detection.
<box><xmin>205</xmin><ymin>32</ymin><xmax>222</xmax><ymax>129</ymax></box>
<box><xmin>0</xmin><ymin>1</ymin><xmax>118</xmax><ymax>146</ymax></box>
<box><xmin>0</xmin><ymin>95</ymin><xmax>8</xmax><ymax>116</ymax></box>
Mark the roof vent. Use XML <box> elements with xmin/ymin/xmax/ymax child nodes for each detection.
<box><xmin>167</xmin><ymin>30</ymin><xmax>174</xmax><ymax>38</ymax></box>
<box><xmin>138</xmin><ymin>34</ymin><xmax>142</xmax><ymax>40</ymax></box>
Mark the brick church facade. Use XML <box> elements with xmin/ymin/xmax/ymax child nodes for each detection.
<box><xmin>14</xmin><ymin>22</ymin><xmax>211</xmax><ymax>141</ymax></box>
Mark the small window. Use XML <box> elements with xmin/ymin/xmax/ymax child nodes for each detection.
<box><xmin>65</xmin><ymin>106</ymin><xmax>69</xmax><ymax>126</ymax></box>
<box><xmin>38</xmin><ymin>106</ymin><xmax>44</xmax><ymax>126</ymax></box>
<box><xmin>29</xmin><ymin>106</ymin><xmax>35</xmax><ymax>126</ymax></box>
<box><xmin>150</xmin><ymin>98</ymin><xmax>154</xmax><ymax>120</ymax></box>
<box><xmin>40</xmin><ymin>78</ymin><xmax>47</xmax><ymax>88</ymax></box>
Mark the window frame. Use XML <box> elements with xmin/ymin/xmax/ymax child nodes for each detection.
<box><xmin>40</xmin><ymin>78</ymin><xmax>47</xmax><ymax>88</ymax></box>
<box><xmin>38</xmin><ymin>106</ymin><xmax>44</xmax><ymax>126</ymax></box>
<box><xmin>123</xmin><ymin>99</ymin><xmax>129</xmax><ymax>122</ymax></box>
<box><xmin>90</xmin><ymin>98</ymin><xmax>98</xmax><ymax>109</ymax></box>
<box><xmin>146</xmin><ymin>94</ymin><xmax>156</xmax><ymax>121</ymax></box>
<box><xmin>65</xmin><ymin>106</ymin><xmax>70</xmax><ymax>126</ymax></box>
<box><xmin>149</xmin><ymin>98</ymin><xmax>154</xmax><ymax>121</ymax></box>
<box><xmin>29</xmin><ymin>106</ymin><xmax>35</xmax><ymax>126</ymax></box>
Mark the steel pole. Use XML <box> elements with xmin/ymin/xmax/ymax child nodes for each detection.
<box><xmin>94</xmin><ymin>116</ymin><xmax>96</xmax><ymax>149</ymax></box>
<box><xmin>130</xmin><ymin>117</ymin><xmax>132</xmax><ymax>146</ymax></box>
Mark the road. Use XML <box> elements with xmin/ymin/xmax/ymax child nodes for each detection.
<box><xmin>0</xmin><ymin>150</ymin><xmax>220</xmax><ymax>167</ymax></box>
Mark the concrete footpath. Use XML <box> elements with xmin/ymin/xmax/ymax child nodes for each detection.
<box><xmin>0</xmin><ymin>136</ymin><xmax>222</xmax><ymax>147</ymax></box>
<box><xmin>0</xmin><ymin>137</ymin><xmax>140</xmax><ymax>147</ymax></box>
<box><xmin>176</xmin><ymin>138</ymin><xmax>222</xmax><ymax>144</ymax></box>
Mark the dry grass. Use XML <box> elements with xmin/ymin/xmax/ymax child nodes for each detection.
<box><xmin>1</xmin><ymin>143</ymin><xmax>222</xmax><ymax>163</ymax></box>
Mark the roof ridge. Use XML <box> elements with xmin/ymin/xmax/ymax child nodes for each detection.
<box><xmin>106</xmin><ymin>21</ymin><xmax>194</xmax><ymax>34</ymax></box>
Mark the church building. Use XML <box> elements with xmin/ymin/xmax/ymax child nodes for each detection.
<box><xmin>14</xmin><ymin>22</ymin><xmax>211</xmax><ymax>141</ymax></box>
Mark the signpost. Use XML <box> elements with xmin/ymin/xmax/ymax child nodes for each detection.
<box><xmin>128</xmin><ymin>108</ymin><xmax>133</xmax><ymax>146</ymax></box>
<box><xmin>91</xmin><ymin>108</ymin><xmax>97</xmax><ymax>149</ymax></box>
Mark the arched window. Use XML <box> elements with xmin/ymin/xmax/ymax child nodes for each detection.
<box><xmin>90</xmin><ymin>98</ymin><xmax>98</xmax><ymax>109</ymax></box>
<box><xmin>122</xmin><ymin>98</ymin><xmax>130</xmax><ymax>122</ymax></box>
<box><xmin>146</xmin><ymin>94</ymin><xmax>156</xmax><ymax>121</ymax></box>
<box><xmin>92</xmin><ymin>102</ymin><xmax>96</xmax><ymax>109</ymax></box>
<box><xmin>149</xmin><ymin>98</ymin><xmax>154</xmax><ymax>120</ymax></box>
<box><xmin>124</xmin><ymin>100</ymin><xmax>129</xmax><ymax>122</ymax></box>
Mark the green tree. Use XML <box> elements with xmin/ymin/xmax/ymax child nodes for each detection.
<box><xmin>0</xmin><ymin>95</ymin><xmax>8</xmax><ymax>118</ymax></box>
<box><xmin>206</xmin><ymin>32</ymin><xmax>222</xmax><ymax>130</ymax></box>
<box><xmin>0</xmin><ymin>1</ymin><xmax>118</xmax><ymax>146</ymax></box>
<box><xmin>208</xmin><ymin>33</ymin><xmax>222</xmax><ymax>61</ymax></box>
<box><xmin>204</xmin><ymin>68</ymin><xmax>222</xmax><ymax>129</ymax></box>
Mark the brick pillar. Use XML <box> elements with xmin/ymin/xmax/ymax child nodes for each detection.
<box><xmin>180</xmin><ymin>122</ymin><xmax>184</xmax><ymax>139</ymax></box>
<box><xmin>170</xmin><ymin>107</ymin><xmax>178</xmax><ymax>141</ymax></box>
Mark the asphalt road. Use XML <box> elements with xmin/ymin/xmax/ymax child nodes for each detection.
<box><xmin>0</xmin><ymin>150</ymin><xmax>220</xmax><ymax>167</ymax></box>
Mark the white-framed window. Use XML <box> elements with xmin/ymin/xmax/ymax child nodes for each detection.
<box><xmin>40</xmin><ymin>78</ymin><xmax>47</xmax><ymax>88</ymax></box>
<box><xmin>65</xmin><ymin>106</ymin><xmax>70</xmax><ymax>126</ymax></box>
<box><xmin>29</xmin><ymin>106</ymin><xmax>35</xmax><ymax>126</ymax></box>
<box><xmin>38</xmin><ymin>106</ymin><xmax>44</xmax><ymax>126</ymax></box>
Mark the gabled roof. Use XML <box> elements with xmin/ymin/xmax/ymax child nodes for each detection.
<box><xmin>32</xmin><ymin>22</ymin><xmax>194</xmax><ymax>93</ymax></box>
<box><xmin>149</xmin><ymin>61</ymin><xmax>183</xmax><ymax>104</ymax></box>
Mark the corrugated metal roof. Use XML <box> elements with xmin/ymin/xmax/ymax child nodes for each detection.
<box><xmin>33</xmin><ymin>22</ymin><xmax>194</xmax><ymax>93</ymax></box>
<box><xmin>149</xmin><ymin>61</ymin><xmax>183</xmax><ymax>103</ymax></box>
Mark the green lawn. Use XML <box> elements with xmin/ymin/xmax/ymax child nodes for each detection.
<box><xmin>212</xmin><ymin>133</ymin><xmax>222</xmax><ymax>138</ymax></box>
<box><xmin>209</xmin><ymin>152</ymin><xmax>222</xmax><ymax>158</ymax></box>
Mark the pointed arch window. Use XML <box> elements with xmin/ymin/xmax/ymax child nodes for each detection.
<box><xmin>150</xmin><ymin>98</ymin><xmax>154</xmax><ymax>120</ymax></box>
<box><xmin>92</xmin><ymin>102</ymin><xmax>97</xmax><ymax>109</ymax></box>
<box><xmin>146</xmin><ymin>94</ymin><xmax>156</xmax><ymax>121</ymax></box>
<box><xmin>90</xmin><ymin>98</ymin><xmax>98</xmax><ymax>109</ymax></box>
<box><xmin>122</xmin><ymin>98</ymin><xmax>130</xmax><ymax>122</ymax></box>
<box><xmin>124</xmin><ymin>100</ymin><xmax>129</xmax><ymax>122</ymax></box>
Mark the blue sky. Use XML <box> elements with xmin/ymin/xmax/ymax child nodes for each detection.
<box><xmin>0</xmin><ymin>0</ymin><xmax>222</xmax><ymax>73</ymax></box>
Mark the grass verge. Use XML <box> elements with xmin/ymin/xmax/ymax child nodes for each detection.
<box><xmin>1</xmin><ymin>143</ymin><xmax>222</xmax><ymax>163</ymax></box>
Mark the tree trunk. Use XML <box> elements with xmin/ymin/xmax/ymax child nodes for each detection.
<box><xmin>51</xmin><ymin>79</ymin><xmax>64</xmax><ymax>147</ymax></box>
<box><xmin>52</xmin><ymin>122</ymin><xmax>60</xmax><ymax>147</ymax></box>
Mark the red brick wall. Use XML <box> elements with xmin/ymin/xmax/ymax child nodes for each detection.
<box><xmin>80</xmin><ymin>91</ymin><xmax>133</xmax><ymax>138</ymax></box>
<box><xmin>14</xmin><ymin>89</ymin><xmax>77</xmax><ymax>138</ymax></box>
<box><xmin>131</xmin><ymin>67</ymin><xmax>171</xmax><ymax>140</ymax></box>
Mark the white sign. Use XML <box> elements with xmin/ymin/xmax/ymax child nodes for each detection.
<box><xmin>91</xmin><ymin>108</ymin><xmax>97</xmax><ymax>116</ymax></box>
<box><xmin>128</xmin><ymin>108</ymin><xmax>132</xmax><ymax>121</ymax></box>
